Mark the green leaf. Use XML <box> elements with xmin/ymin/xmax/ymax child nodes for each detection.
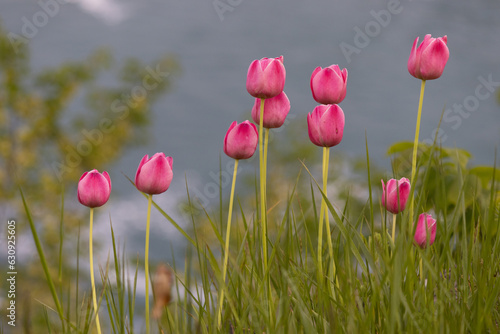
<box><xmin>469</xmin><ymin>166</ymin><xmax>500</xmax><ymax>188</ymax></box>
<box><xmin>387</xmin><ymin>141</ymin><xmax>414</xmax><ymax>155</ymax></box>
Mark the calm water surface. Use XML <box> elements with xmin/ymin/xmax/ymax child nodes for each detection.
<box><xmin>3</xmin><ymin>0</ymin><xmax>499</xmax><ymax>262</ymax></box>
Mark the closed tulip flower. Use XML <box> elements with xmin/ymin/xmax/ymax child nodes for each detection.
<box><xmin>224</xmin><ymin>120</ymin><xmax>258</xmax><ymax>160</ymax></box>
<box><xmin>414</xmin><ymin>213</ymin><xmax>437</xmax><ymax>248</ymax></box>
<box><xmin>78</xmin><ymin>169</ymin><xmax>111</xmax><ymax>208</ymax></box>
<box><xmin>408</xmin><ymin>34</ymin><xmax>449</xmax><ymax>80</ymax></box>
<box><xmin>381</xmin><ymin>177</ymin><xmax>411</xmax><ymax>214</ymax></box>
<box><xmin>251</xmin><ymin>92</ymin><xmax>290</xmax><ymax>129</ymax></box>
<box><xmin>246</xmin><ymin>56</ymin><xmax>286</xmax><ymax>99</ymax></box>
<box><xmin>310</xmin><ymin>65</ymin><xmax>348</xmax><ymax>105</ymax></box>
<box><xmin>135</xmin><ymin>153</ymin><xmax>173</xmax><ymax>195</ymax></box>
<box><xmin>307</xmin><ymin>104</ymin><xmax>345</xmax><ymax>148</ymax></box>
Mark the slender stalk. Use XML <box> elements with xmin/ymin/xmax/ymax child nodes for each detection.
<box><xmin>217</xmin><ymin>159</ymin><xmax>239</xmax><ymax>328</ymax></box>
<box><xmin>392</xmin><ymin>213</ymin><xmax>397</xmax><ymax>243</ymax></box>
<box><xmin>258</xmin><ymin>98</ymin><xmax>272</xmax><ymax>325</ymax></box>
<box><xmin>317</xmin><ymin>148</ymin><xmax>326</xmax><ymax>283</ymax></box>
<box><xmin>324</xmin><ymin>149</ymin><xmax>334</xmax><ymax>267</ymax></box>
<box><xmin>323</xmin><ymin>148</ymin><xmax>338</xmax><ymax>300</ymax></box>
<box><xmin>145</xmin><ymin>194</ymin><xmax>153</xmax><ymax>334</ymax></box>
<box><xmin>264</xmin><ymin>128</ymin><xmax>270</xmax><ymax>196</ymax></box>
<box><xmin>409</xmin><ymin>79</ymin><xmax>426</xmax><ymax>225</ymax></box>
<box><xmin>89</xmin><ymin>208</ymin><xmax>102</xmax><ymax>334</ymax></box>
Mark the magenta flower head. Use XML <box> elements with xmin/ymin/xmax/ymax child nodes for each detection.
<box><xmin>246</xmin><ymin>56</ymin><xmax>286</xmax><ymax>99</ymax></box>
<box><xmin>78</xmin><ymin>169</ymin><xmax>111</xmax><ymax>208</ymax></box>
<box><xmin>135</xmin><ymin>153</ymin><xmax>173</xmax><ymax>195</ymax></box>
<box><xmin>408</xmin><ymin>34</ymin><xmax>449</xmax><ymax>80</ymax></box>
<box><xmin>414</xmin><ymin>213</ymin><xmax>437</xmax><ymax>248</ymax></box>
<box><xmin>310</xmin><ymin>65</ymin><xmax>348</xmax><ymax>105</ymax></box>
<box><xmin>224</xmin><ymin>120</ymin><xmax>258</xmax><ymax>160</ymax></box>
<box><xmin>251</xmin><ymin>92</ymin><xmax>290</xmax><ymax>129</ymax></box>
<box><xmin>381</xmin><ymin>177</ymin><xmax>411</xmax><ymax>214</ymax></box>
<box><xmin>307</xmin><ymin>104</ymin><xmax>345</xmax><ymax>148</ymax></box>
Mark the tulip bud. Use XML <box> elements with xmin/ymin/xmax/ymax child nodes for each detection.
<box><xmin>135</xmin><ymin>153</ymin><xmax>173</xmax><ymax>195</ymax></box>
<box><xmin>414</xmin><ymin>213</ymin><xmax>437</xmax><ymax>248</ymax></box>
<box><xmin>152</xmin><ymin>264</ymin><xmax>173</xmax><ymax>320</ymax></box>
<box><xmin>408</xmin><ymin>34</ymin><xmax>449</xmax><ymax>80</ymax></box>
<box><xmin>77</xmin><ymin>169</ymin><xmax>111</xmax><ymax>208</ymax></box>
<box><xmin>224</xmin><ymin>120</ymin><xmax>258</xmax><ymax>160</ymax></box>
<box><xmin>310</xmin><ymin>65</ymin><xmax>348</xmax><ymax>105</ymax></box>
<box><xmin>246</xmin><ymin>56</ymin><xmax>286</xmax><ymax>99</ymax></box>
<box><xmin>251</xmin><ymin>92</ymin><xmax>290</xmax><ymax>129</ymax></box>
<box><xmin>307</xmin><ymin>104</ymin><xmax>345</xmax><ymax>148</ymax></box>
<box><xmin>381</xmin><ymin>178</ymin><xmax>411</xmax><ymax>214</ymax></box>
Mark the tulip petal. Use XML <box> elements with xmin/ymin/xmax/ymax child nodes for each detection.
<box><xmin>224</xmin><ymin>121</ymin><xmax>258</xmax><ymax>160</ymax></box>
<box><xmin>78</xmin><ymin>169</ymin><xmax>111</xmax><ymax>208</ymax></box>
<box><xmin>408</xmin><ymin>36</ymin><xmax>420</xmax><ymax>78</ymax></box>
<box><xmin>135</xmin><ymin>153</ymin><xmax>173</xmax><ymax>194</ymax></box>
<box><xmin>307</xmin><ymin>109</ymin><xmax>322</xmax><ymax>147</ymax></box>
<box><xmin>419</xmin><ymin>38</ymin><xmax>449</xmax><ymax>80</ymax></box>
<box><xmin>318</xmin><ymin>105</ymin><xmax>345</xmax><ymax>147</ymax></box>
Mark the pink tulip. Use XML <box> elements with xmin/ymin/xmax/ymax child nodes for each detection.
<box><xmin>381</xmin><ymin>177</ymin><xmax>411</xmax><ymax>214</ymax></box>
<box><xmin>78</xmin><ymin>169</ymin><xmax>111</xmax><ymax>208</ymax></box>
<box><xmin>246</xmin><ymin>56</ymin><xmax>286</xmax><ymax>99</ymax></box>
<box><xmin>307</xmin><ymin>104</ymin><xmax>345</xmax><ymax>148</ymax></box>
<box><xmin>414</xmin><ymin>213</ymin><xmax>437</xmax><ymax>248</ymax></box>
<box><xmin>408</xmin><ymin>34</ymin><xmax>449</xmax><ymax>80</ymax></box>
<box><xmin>224</xmin><ymin>120</ymin><xmax>258</xmax><ymax>160</ymax></box>
<box><xmin>135</xmin><ymin>153</ymin><xmax>173</xmax><ymax>195</ymax></box>
<box><xmin>310</xmin><ymin>65</ymin><xmax>348</xmax><ymax>105</ymax></box>
<box><xmin>251</xmin><ymin>92</ymin><xmax>290</xmax><ymax>129</ymax></box>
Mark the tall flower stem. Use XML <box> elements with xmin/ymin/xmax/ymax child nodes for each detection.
<box><xmin>322</xmin><ymin>148</ymin><xmax>338</xmax><ymax>300</ymax></box>
<box><xmin>409</xmin><ymin>80</ymin><xmax>426</xmax><ymax>225</ymax></box>
<box><xmin>258</xmin><ymin>98</ymin><xmax>272</xmax><ymax>324</ymax></box>
<box><xmin>317</xmin><ymin>148</ymin><xmax>326</xmax><ymax>284</ymax></box>
<box><xmin>217</xmin><ymin>160</ymin><xmax>239</xmax><ymax>328</ymax></box>
<box><xmin>145</xmin><ymin>194</ymin><xmax>153</xmax><ymax>334</ymax></box>
<box><xmin>392</xmin><ymin>213</ymin><xmax>397</xmax><ymax>243</ymax></box>
<box><xmin>89</xmin><ymin>208</ymin><xmax>102</xmax><ymax>334</ymax></box>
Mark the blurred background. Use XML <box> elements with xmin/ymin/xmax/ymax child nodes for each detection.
<box><xmin>1</xmin><ymin>0</ymin><xmax>499</xmax><ymax>329</ymax></box>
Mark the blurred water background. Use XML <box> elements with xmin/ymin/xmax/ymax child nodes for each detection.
<box><xmin>2</xmin><ymin>0</ymin><xmax>499</xmax><ymax>273</ymax></box>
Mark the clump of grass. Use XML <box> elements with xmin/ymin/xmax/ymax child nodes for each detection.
<box><xmin>20</xmin><ymin>140</ymin><xmax>499</xmax><ymax>332</ymax></box>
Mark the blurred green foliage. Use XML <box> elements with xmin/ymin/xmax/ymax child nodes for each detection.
<box><xmin>0</xmin><ymin>23</ymin><xmax>179</xmax><ymax>221</ymax></box>
<box><xmin>0</xmin><ymin>22</ymin><xmax>179</xmax><ymax>331</ymax></box>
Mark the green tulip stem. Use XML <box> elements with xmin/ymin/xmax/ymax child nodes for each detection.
<box><xmin>258</xmin><ymin>98</ymin><xmax>272</xmax><ymax>325</ymax></box>
<box><xmin>145</xmin><ymin>194</ymin><xmax>153</xmax><ymax>334</ymax></box>
<box><xmin>217</xmin><ymin>159</ymin><xmax>239</xmax><ymax>328</ymax></box>
<box><xmin>317</xmin><ymin>148</ymin><xmax>326</xmax><ymax>284</ymax></box>
<box><xmin>392</xmin><ymin>213</ymin><xmax>397</xmax><ymax>244</ymax></box>
<box><xmin>89</xmin><ymin>208</ymin><xmax>102</xmax><ymax>334</ymax></box>
<box><xmin>322</xmin><ymin>148</ymin><xmax>338</xmax><ymax>300</ymax></box>
<box><xmin>264</xmin><ymin>128</ymin><xmax>269</xmax><ymax>197</ymax></box>
<box><xmin>410</xmin><ymin>79</ymin><xmax>426</xmax><ymax>226</ymax></box>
